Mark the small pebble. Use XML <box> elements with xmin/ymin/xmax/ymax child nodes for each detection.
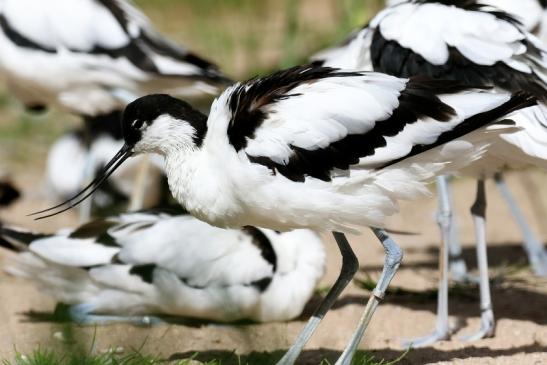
<box><xmin>53</xmin><ymin>331</ymin><xmax>67</xmax><ymax>342</ymax></box>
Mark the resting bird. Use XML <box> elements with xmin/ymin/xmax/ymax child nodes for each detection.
<box><xmin>314</xmin><ymin>0</ymin><xmax>547</xmax><ymax>346</ymax></box>
<box><xmin>1</xmin><ymin>210</ymin><xmax>325</xmax><ymax>323</ymax></box>
<box><xmin>31</xmin><ymin>63</ymin><xmax>536</xmax><ymax>365</ymax></box>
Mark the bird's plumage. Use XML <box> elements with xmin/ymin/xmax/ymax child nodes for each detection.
<box><xmin>0</xmin><ymin>0</ymin><xmax>231</xmax><ymax>116</ymax></box>
<box><xmin>33</xmin><ymin>65</ymin><xmax>536</xmax><ymax>230</ymax></box>
<box><xmin>316</xmin><ymin>0</ymin><xmax>547</xmax><ymax>98</ymax></box>
<box><xmin>1</xmin><ymin>211</ymin><xmax>325</xmax><ymax>322</ymax></box>
<box><xmin>115</xmin><ymin>66</ymin><xmax>534</xmax><ymax>232</ymax></box>
<box><xmin>313</xmin><ymin>1</ymin><xmax>547</xmax><ymax>175</ymax></box>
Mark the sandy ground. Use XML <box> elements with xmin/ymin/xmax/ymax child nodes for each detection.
<box><xmin>0</xmin><ymin>169</ymin><xmax>546</xmax><ymax>365</ymax></box>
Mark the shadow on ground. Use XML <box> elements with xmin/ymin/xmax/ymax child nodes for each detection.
<box><xmin>360</xmin><ymin>242</ymin><xmax>536</xmax><ymax>271</ymax></box>
<box><xmin>19</xmin><ymin>241</ymin><xmax>547</xmax><ymax>328</ymax></box>
<box><xmin>169</xmin><ymin>342</ymin><xmax>546</xmax><ymax>365</ymax></box>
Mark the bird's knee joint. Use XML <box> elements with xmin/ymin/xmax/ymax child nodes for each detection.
<box><xmin>343</xmin><ymin>256</ymin><xmax>360</xmax><ymax>276</ymax></box>
<box><xmin>470</xmin><ymin>200</ymin><xmax>486</xmax><ymax>218</ymax></box>
<box><xmin>436</xmin><ymin>209</ymin><xmax>452</xmax><ymax>227</ymax></box>
<box><xmin>385</xmin><ymin>245</ymin><xmax>403</xmax><ymax>268</ymax></box>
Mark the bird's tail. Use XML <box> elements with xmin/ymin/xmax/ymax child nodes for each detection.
<box><xmin>0</xmin><ymin>223</ymin><xmax>48</xmax><ymax>252</ymax></box>
<box><xmin>0</xmin><ymin>225</ymin><xmax>103</xmax><ymax>305</ymax></box>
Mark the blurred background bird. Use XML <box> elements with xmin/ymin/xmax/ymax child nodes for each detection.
<box><xmin>0</xmin><ymin>210</ymin><xmax>326</xmax><ymax>324</ymax></box>
<box><xmin>0</xmin><ymin>0</ymin><xmax>232</xmax><ymax>219</ymax></box>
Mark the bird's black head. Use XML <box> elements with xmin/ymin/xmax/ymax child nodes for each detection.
<box><xmin>29</xmin><ymin>94</ymin><xmax>207</xmax><ymax>220</ymax></box>
<box><xmin>122</xmin><ymin>94</ymin><xmax>208</xmax><ymax>149</ymax></box>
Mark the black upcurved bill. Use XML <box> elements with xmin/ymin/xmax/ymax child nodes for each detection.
<box><xmin>29</xmin><ymin>145</ymin><xmax>133</xmax><ymax>220</ymax></box>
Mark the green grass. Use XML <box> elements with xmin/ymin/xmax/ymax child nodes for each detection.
<box><xmin>4</xmin><ymin>348</ymin><xmax>406</xmax><ymax>365</ymax></box>
<box><xmin>3</xmin><ymin>349</ymin><xmax>211</xmax><ymax>365</ymax></box>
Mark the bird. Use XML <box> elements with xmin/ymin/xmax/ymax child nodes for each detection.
<box><xmin>30</xmin><ymin>63</ymin><xmax>536</xmax><ymax>365</ymax></box>
<box><xmin>0</xmin><ymin>0</ymin><xmax>231</xmax><ymax>116</ymax></box>
<box><xmin>0</xmin><ymin>209</ymin><xmax>325</xmax><ymax>324</ymax></box>
<box><xmin>313</xmin><ymin>0</ymin><xmax>547</xmax><ymax>346</ymax></box>
<box><xmin>45</xmin><ymin>110</ymin><xmax>168</xmax><ymax>214</ymax></box>
<box><xmin>0</xmin><ymin>0</ymin><xmax>232</xmax><ymax>213</ymax></box>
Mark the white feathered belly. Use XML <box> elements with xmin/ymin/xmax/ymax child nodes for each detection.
<box><xmin>174</xmin><ymin>140</ymin><xmax>496</xmax><ymax>233</ymax></box>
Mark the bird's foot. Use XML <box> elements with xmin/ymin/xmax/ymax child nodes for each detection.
<box><xmin>69</xmin><ymin>304</ymin><xmax>164</xmax><ymax>326</ymax></box>
<box><xmin>459</xmin><ymin>308</ymin><xmax>495</xmax><ymax>342</ymax></box>
<box><xmin>450</xmin><ymin>259</ymin><xmax>479</xmax><ymax>284</ymax></box>
<box><xmin>402</xmin><ymin>328</ymin><xmax>451</xmax><ymax>348</ymax></box>
<box><xmin>528</xmin><ymin>248</ymin><xmax>547</xmax><ymax>277</ymax></box>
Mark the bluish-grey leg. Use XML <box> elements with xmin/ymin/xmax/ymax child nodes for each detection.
<box><xmin>439</xmin><ymin>176</ymin><xmax>475</xmax><ymax>282</ymax></box>
<box><xmin>461</xmin><ymin>180</ymin><xmax>495</xmax><ymax>341</ymax></box>
<box><xmin>276</xmin><ymin>232</ymin><xmax>359</xmax><ymax>365</ymax></box>
<box><xmin>442</xmin><ymin>176</ymin><xmax>472</xmax><ymax>282</ymax></box>
<box><xmin>402</xmin><ymin>176</ymin><xmax>452</xmax><ymax>347</ymax></box>
<box><xmin>495</xmin><ymin>173</ymin><xmax>547</xmax><ymax>277</ymax></box>
<box><xmin>69</xmin><ymin>304</ymin><xmax>163</xmax><ymax>326</ymax></box>
<box><xmin>335</xmin><ymin>228</ymin><xmax>403</xmax><ymax>365</ymax></box>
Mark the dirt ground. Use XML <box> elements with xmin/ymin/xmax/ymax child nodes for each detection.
<box><xmin>1</xmin><ymin>168</ymin><xmax>546</xmax><ymax>365</ymax></box>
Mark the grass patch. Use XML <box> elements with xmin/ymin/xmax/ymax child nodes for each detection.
<box><xmin>3</xmin><ymin>348</ymin><xmax>407</xmax><ymax>365</ymax></box>
<box><xmin>3</xmin><ymin>349</ymin><xmax>212</xmax><ymax>365</ymax></box>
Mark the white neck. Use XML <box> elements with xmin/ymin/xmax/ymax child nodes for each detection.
<box><xmin>162</xmin><ymin>147</ymin><xmax>244</xmax><ymax>228</ymax></box>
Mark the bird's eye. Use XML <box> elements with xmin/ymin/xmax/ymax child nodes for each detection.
<box><xmin>131</xmin><ymin>120</ymin><xmax>145</xmax><ymax>130</ymax></box>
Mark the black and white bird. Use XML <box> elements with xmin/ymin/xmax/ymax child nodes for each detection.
<box><xmin>45</xmin><ymin>111</ymin><xmax>167</xmax><ymax>213</ymax></box>
<box><xmin>313</xmin><ymin>0</ymin><xmax>547</xmax><ymax>346</ymax></box>
<box><xmin>31</xmin><ymin>64</ymin><xmax>536</xmax><ymax>365</ymax></box>
<box><xmin>0</xmin><ymin>0</ymin><xmax>231</xmax><ymax>116</ymax></box>
<box><xmin>0</xmin><ymin>0</ymin><xmax>232</xmax><ymax>213</ymax></box>
<box><xmin>1</xmin><ymin>211</ymin><xmax>325</xmax><ymax>323</ymax></box>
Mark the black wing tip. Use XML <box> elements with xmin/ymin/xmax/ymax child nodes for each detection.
<box><xmin>408</xmin><ymin>75</ymin><xmax>491</xmax><ymax>93</ymax></box>
<box><xmin>0</xmin><ymin>224</ymin><xmax>48</xmax><ymax>251</ymax></box>
<box><xmin>506</xmin><ymin>91</ymin><xmax>538</xmax><ymax>111</ymax></box>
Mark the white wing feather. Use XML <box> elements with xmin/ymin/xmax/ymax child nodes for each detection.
<box><xmin>372</xmin><ymin>2</ymin><xmax>543</xmax><ymax>73</ymax></box>
<box><xmin>242</xmin><ymin>73</ymin><xmax>406</xmax><ymax>164</ymax></box>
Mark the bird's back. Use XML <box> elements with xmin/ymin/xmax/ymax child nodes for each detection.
<box><xmin>0</xmin><ymin>0</ymin><xmax>230</xmax><ymax>115</ymax></box>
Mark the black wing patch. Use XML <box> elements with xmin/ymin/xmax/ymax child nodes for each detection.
<box><xmin>379</xmin><ymin>91</ymin><xmax>537</xmax><ymax>168</ymax></box>
<box><xmin>370</xmin><ymin>3</ymin><xmax>546</xmax><ymax>100</ymax></box>
<box><xmin>0</xmin><ymin>224</ymin><xmax>51</xmax><ymax>250</ymax></box>
<box><xmin>247</xmin><ymin>77</ymin><xmax>472</xmax><ymax>182</ymax></box>
<box><xmin>69</xmin><ymin>219</ymin><xmax>118</xmax><ymax>239</ymax></box>
<box><xmin>227</xmin><ymin>65</ymin><xmax>362</xmax><ymax>151</ymax></box>
<box><xmin>0</xmin><ymin>15</ymin><xmax>55</xmax><ymax>53</ymax></box>
<box><xmin>129</xmin><ymin>264</ymin><xmax>156</xmax><ymax>284</ymax></box>
<box><xmin>242</xmin><ymin>226</ymin><xmax>277</xmax><ymax>272</ymax></box>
